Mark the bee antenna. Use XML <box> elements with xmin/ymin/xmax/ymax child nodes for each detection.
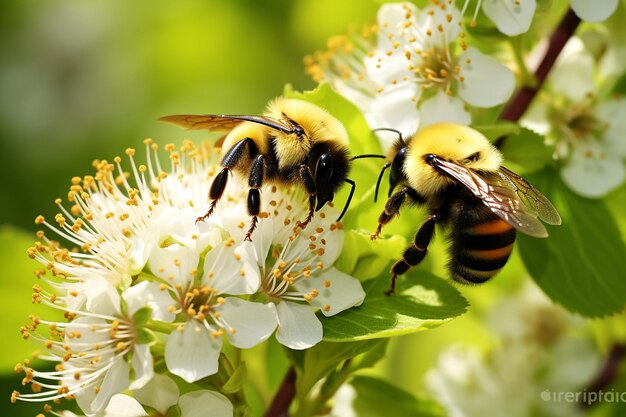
<box><xmin>375</xmin><ymin>163</ymin><xmax>391</xmax><ymax>203</ymax></box>
<box><xmin>337</xmin><ymin>178</ymin><xmax>356</xmax><ymax>222</ymax></box>
<box><xmin>350</xmin><ymin>154</ymin><xmax>386</xmax><ymax>161</ymax></box>
<box><xmin>372</xmin><ymin>127</ymin><xmax>405</xmax><ymax>145</ymax></box>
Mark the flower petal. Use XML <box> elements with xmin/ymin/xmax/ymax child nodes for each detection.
<box><xmin>560</xmin><ymin>142</ymin><xmax>625</xmax><ymax>198</ymax></box>
<box><xmin>550</xmin><ymin>37</ymin><xmax>595</xmax><ymax>101</ymax></box>
<box><xmin>123</xmin><ymin>280</ymin><xmax>176</xmax><ymax>323</ymax></box>
<box><xmin>367</xmin><ymin>87</ymin><xmax>421</xmax><ymax>152</ymax></box>
<box><xmin>218</xmin><ymin>298</ymin><xmax>277</xmax><ymax>348</ymax></box>
<box><xmin>481</xmin><ymin>0</ymin><xmax>536</xmax><ymax>36</ymax></box>
<box><xmin>129</xmin><ymin>344</ymin><xmax>153</xmax><ymax>390</ymax></box>
<box><xmin>103</xmin><ymin>394</ymin><xmax>148</xmax><ymax>417</ymax></box>
<box><xmin>178</xmin><ymin>390</ymin><xmax>233</xmax><ymax>417</ymax></box>
<box><xmin>275</xmin><ymin>301</ymin><xmax>323</xmax><ymax>350</ymax></box>
<box><xmin>165</xmin><ymin>320</ymin><xmax>222</xmax><ymax>383</ymax></box>
<box><xmin>203</xmin><ymin>241</ymin><xmax>260</xmax><ymax>295</ymax></box>
<box><xmin>458</xmin><ymin>47</ymin><xmax>515</xmax><ymax>108</ymax></box>
<box><xmin>571</xmin><ymin>0</ymin><xmax>618</xmax><ymax>22</ymax></box>
<box><xmin>595</xmin><ymin>97</ymin><xmax>626</xmax><ymax>156</ymax></box>
<box><xmin>133</xmin><ymin>374</ymin><xmax>180</xmax><ymax>414</ymax></box>
<box><xmin>90</xmin><ymin>357</ymin><xmax>130</xmax><ymax>413</ymax></box>
<box><xmin>294</xmin><ymin>267</ymin><xmax>365</xmax><ymax>317</ymax></box>
<box><xmin>149</xmin><ymin>243</ymin><xmax>199</xmax><ymax>287</ymax></box>
<box><xmin>419</xmin><ymin>91</ymin><xmax>471</xmax><ymax>128</ymax></box>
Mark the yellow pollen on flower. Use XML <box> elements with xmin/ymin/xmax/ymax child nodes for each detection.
<box><xmin>324</xmin><ymin>279</ymin><xmax>331</xmax><ymax>288</ymax></box>
<box><xmin>322</xmin><ymin>304</ymin><xmax>331</xmax><ymax>312</ymax></box>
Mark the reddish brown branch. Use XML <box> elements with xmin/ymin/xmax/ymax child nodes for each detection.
<box><xmin>496</xmin><ymin>8</ymin><xmax>581</xmax><ymax>147</ymax></box>
<box><xmin>264</xmin><ymin>366</ymin><xmax>296</xmax><ymax>417</ymax></box>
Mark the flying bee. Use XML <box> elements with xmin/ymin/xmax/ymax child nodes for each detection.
<box><xmin>372</xmin><ymin>123</ymin><xmax>561</xmax><ymax>295</ymax></box>
<box><xmin>161</xmin><ymin>98</ymin><xmax>377</xmax><ymax>241</ymax></box>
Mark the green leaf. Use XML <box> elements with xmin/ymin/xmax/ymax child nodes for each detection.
<box><xmin>335</xmin><ymin>230</ymin><xmax>406</xmax><ymax>281</ymax></box>
<box><xmin>297</xmin><ymin>339</ymin><xmax>383</xmax><ymax>398</ymax></box>
<box><xmin>349</xmin><ymin>375</ymin><xmax>446</xmax><ymax>417</ymax></box>
<box><xmin>222</xmin><ymin>361</ymin><xmax>247</xmax><ymax>394</ymax></box>
<box><xmin>518</xmin><ymin>170</ymin><xmax>626</xmax><ymax>317</ymax></box>
<box><xmin>319</xmin><ymin>269</ymin><xmax>468</xmax><ymax>341</ymax></box>
<box><xmin>473</xmin><ymin>121</ymin><xmax>520</xmax><ymax>142</ymax></box>
<box><xmin>499</xmin><ymin>126</ymin><xmax>554</xmax><ymax>174</ymax></box>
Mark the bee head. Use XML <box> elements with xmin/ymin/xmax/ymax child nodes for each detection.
<box><xmin>405</xmin><ymin>123</ymin><xmax>503</xmax><ymax>196</ymax></box>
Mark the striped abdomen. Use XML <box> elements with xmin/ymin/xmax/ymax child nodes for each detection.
<box><xmin>448</xmin><ymin>216</ymin><xmax>516</xmax><ymax>284</ymax></box>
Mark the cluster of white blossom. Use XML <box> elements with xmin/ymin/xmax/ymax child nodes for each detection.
<box><xmin>12</xmin><ymin>140</ymin><xmax>364</xmax><ymax>416</ymax></box>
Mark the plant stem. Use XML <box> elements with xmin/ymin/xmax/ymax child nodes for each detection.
<box><xmin>496</xmin><ymin>8</ymin><xmax>581</xmax><ymax>148</ymax></box>
<box><xmin>264</xmin><ymin>366</ymin><xmax>297</xmax><ymax>417</ymax></box>
<box><xmin>580</xmin><ymin>344</ymin><xmax>626</xmax><ymax>408</ymax></box>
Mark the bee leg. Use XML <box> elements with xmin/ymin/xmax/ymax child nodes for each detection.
<box><xmin>197</xmin><ymin>138</ymin><xmax>257</xmax><ymax>223</ymax></box>
<box><xmin>371</xmin><ymin>187</ymin><xmax>409</xmax><ymax>240</ymax></box>
<box><xmin>244</xmin><ymin>154</ymin><xmax>265</xmax><ymax>241</ymax></box>
<box><xmin>386</xmin><ymin>214</ymin><xmax>438</xmax><ymax>295</ymax></box>
<box><xmin>297</xmin><ymin>164</ymin><xmax>317</xmax><ymax>231</ymax></box>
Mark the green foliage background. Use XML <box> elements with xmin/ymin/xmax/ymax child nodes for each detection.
<box><xmin>2</xmin><ymin>1</ymin><xmax>626</xmax><ymax>416</ymax></box>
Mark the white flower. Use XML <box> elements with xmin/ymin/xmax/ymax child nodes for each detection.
<box><xmin>522</xmin><ymin>37</ymin><xmax>626</xmax><ymax>197</ymax></box>
<box><xmin>426</xmin><ymin>283</ymin><xmax>601</xmax><ymax>417</ymax></box>
<box><xmin>570</xmin><ymin>0</ymin><xmax>618</xmax><ymax>23</ymax></box>
<box><xmin>14</xmin><ymin>279</ymin><xmax>153</xmax><ymax>415</ymax></box>
<box><xmin>306</xmin><ymin>2</ymin><xmax>514</xmax><ymax>151</ymax></box>
<box><xmin>220</xmin><ymin>187</ymin><xmax>365</xmax><ymax>350</ymax></box>
<box><xmin>461</xmin><ymin>0</ymin><xmax>537</xmax><ymax>36</ymax></box>
<box><xmin>143</xmin><ymin>226</ymin><xmax>277</xmax><ymax>383</ymax></box>
<box><xmin>55</xmin><ymin>377</ymin><xmax>234</xmax><ymax>417</ymax></box>
<box><xmin>134</xmin><ymin>374</ymin><xmax>233</xmax><ymax>417</ymax></box>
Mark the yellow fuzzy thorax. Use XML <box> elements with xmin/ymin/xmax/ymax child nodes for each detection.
<box><xmin>404</xmin><ymin>123</ymin><xmax>503</xmax><ymax>197</ymax></box>
<box><xmin>266</xmin><ymin>98</ymin><xmax>348</xmax><ymax>169</ymax></box>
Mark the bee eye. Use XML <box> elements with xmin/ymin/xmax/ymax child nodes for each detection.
<box><xmin>463</xmin><ymin>152</ymin><xmax>480</xmax><ymax>163</ymax></box>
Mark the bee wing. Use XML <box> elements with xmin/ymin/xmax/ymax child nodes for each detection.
<box><xmin>159</xmin><ymin>114</ymin><xmax>296</xmax><ymax>134</ymax></box>
<box><xmin>497</xmin><ymin>166</ymin><xmax>562</xmax><ymax>225</ymax></box>
<box><xmin>431</xmin><ymin>159</ymin><xmax>557</xmax><ymax>238</ymax></box>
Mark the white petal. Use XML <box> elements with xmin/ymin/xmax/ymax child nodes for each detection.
<box><xmin>123</xmin><ymin>280</ymin><xmax>176</xmax><ymax>323</ymax></box>
<box><xmin>571</xmin><ymin>0</ymin><xmax>618</xmax><ymax>22</ymax></box>
<box><xmin>133</xmin><ymin>374</ymin><xmax>180</xmax><ymax>414</ymax></box>
<box><xmin>415</xmin><ymin>4</ymin><xmax>462</xmax><ymax>47</ymax></box>
<box><xmin>275</xmin><ymin>301</ymin><xmax>323</xmax><ymax>350</ymax></box>
<box><xmin>149</xmin><ymin>243</ymin><xmax>199</xmax><ymax>287</ymax></box>
<box><xmin>203</xmin><ymin>241</ymin><xmax>260</xmax><ymax>295</ymax></box>
<box><xmin>375</xmin><ymin>3</ymin><xmax>418</xmax><ymax>52</ymax></box>
<box><xmin>561</xmin><ymin>143</ymin><xmax>625</xmax><ymax>198</ymax></box>
<box><xmin>550</xmin><ymin>37</ymin><xmax>595</xmax><ymax>101</ymax></box>
<box><xmin>64</xmin><ymin>317</ymin><xmax>109</xmax><ymax>351</ymax></box>
<box><xmin>90</xmin><ymin>357</ymin><xmax>130</xmax><ymax>413</ymax></box>
<box><xmin>520</xmin><ymin>101</ymin><xmax>550</xmax><ymax>135</ymax></box>
<box><xmin>367</xmin><ymin>87</ymin><xmax>421</xmax><ymax>152</ymax></box>
<box><xmin>165</xmin><ymin>320</ymin><xmax>222</xmax><ymax>383</ymax></box>
<box><xmin>70</xmin><ymin>276</ymin><xmax>121</xmax><ymax>316</ymax></box>
<box><xmin>103</xmin><ymin>394</ymin><xmax>147</xmax><ymax>417</ymax></box>
<box><xmin>420</xmin><ymin>91</ymin><xmax>471</xmax><ymax>127</ymax></box>
<box><xmin>294</xmin><ymin>267</ymin><xmax>365</xmax><ymax>317</ymax></box>
<box><xmin>458</xmin><ymin>47</ymin><xmax>515</xmax><ymax>108</ymax></box>
<box><xmin>129</xmin><ymin>344</ymin><xmax>153</xmax><ymax>390</ymax></box>
<box><xmin>218</xmin><ymin>298</ymin><xmax>277</xmax><ymax>348</ymax></box>
<box><xmin>595</xmin><ymin>97</ymin><xmax>626</xmax><ymax>156</ymax></box>
<box><xmin>482</xmin><ymin>0</ymin><xmax>536</xmax><ymax>36</ymax></box>
<box><xmin>365</xmin><ymin>54</ymin><xmax>415</xmax><ymax>90</ymax></box>
<box><xmin>178</xmin><ymin>390</ymin><xmax>233</xmax><ymax>417</ymax></box>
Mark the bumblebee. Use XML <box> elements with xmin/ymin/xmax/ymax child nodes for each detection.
<box><xmin>160</xmin><ymin>98</ymin><xmax>361</xmax><ymax>240</ymax></box>
<box><xmin>372</xmin><ymin>123</ymin><xmax>561</xmax><ymax>295</ymax></box>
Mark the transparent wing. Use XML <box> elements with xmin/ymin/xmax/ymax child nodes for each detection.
<box><xmin>159</xmin><ymin>114</ymin><xmax>295</xmax><ymax>134</ymax></box>
<box><xmin>498</xmin><ymin>166</ymin><xmax>562</xmax><ymax>225</ymax></box>
<box><xmin>430</xmin><ymin>158</ymin><xmax>560</xmax><ymax>238</ymax></box>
